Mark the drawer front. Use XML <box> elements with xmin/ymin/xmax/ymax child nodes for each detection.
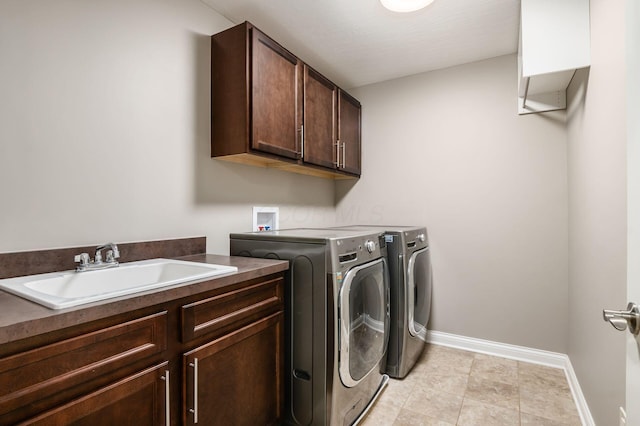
<box><xmin>181</xmin><ymin>277</ymin><xmax>283</xmax><ymax>342</ymax></box>
<box><xmin>0</xmin><ymin>311</ymin><xmax>167</xmax><ymax>421</ymax></box>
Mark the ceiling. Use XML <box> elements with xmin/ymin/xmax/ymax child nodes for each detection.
<box><xmin>200</xmin><ymin>0</ymin><xmax>521</xmax><ymax>89</ymax></box>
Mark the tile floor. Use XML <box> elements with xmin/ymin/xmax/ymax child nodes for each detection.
<box><xmin>361</xmin><ymin>344</ymin><xmax>582</xmax><ymax>426</ymax></box>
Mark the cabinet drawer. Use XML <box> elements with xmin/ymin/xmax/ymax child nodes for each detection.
<box><xmin>0</xmin><ymin>311</ymin><xmax>167</xmax><ymax>422</ymax></box>
<box><xmin>181</xmin><ymin>277</ymin><xmax>283</xmax><ymax>342</ymax></box>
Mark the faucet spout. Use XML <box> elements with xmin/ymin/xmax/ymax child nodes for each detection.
<box><xmin>74</xmin><ymin>243</ymin><xmax>120</xmax><ymax>272</ymax></box>
<box><xmin>96</xmin><ymin>243</ymin><xmax>120</xmax><ymax>257</ymax></box>
<box><xmin>95</xmin><ymin>243</ymin><xmax>120</xmax><ymax>265</ymax></box>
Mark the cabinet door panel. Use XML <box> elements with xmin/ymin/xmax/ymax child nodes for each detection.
<box><xmin>303</xmin><ymin>66</ymin><xmax>337</xmax><ymax>169</ymax></box>
<box><xmin>21</xmin><ymin>362</ymin><xmax>169</xmax><ymax>426</ymax></box>
<box><xmin>0</xmin><ymin>312</ymin><xmax>167</xmax><ymax>424</ymax></box>
<box><xmin>338</xmin><ymin>90</ymin><xmax>362</xmax><ymax>176</ymax></box>
<box><xmin>251</xmin><ymin>28</ymin><xmax>301</xmax><ymax>160</ymax></box>
<box><xmin>183</xmin><ymin>312</ymin><xmax>283</xmax><ymax>426</ymax></box>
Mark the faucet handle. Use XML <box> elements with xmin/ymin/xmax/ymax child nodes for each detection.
<box><xmin>74</xmin><ymin>253</ymin><xmax>90</xmax><ymax>269</ymax></box>
<box><xmin>105</xmin><ymin>250</ymin><xmax>120</xmax><ymax>264</ymax></box>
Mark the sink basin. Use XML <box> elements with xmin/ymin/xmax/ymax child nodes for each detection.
<box><xmin>0</xmin><ymin>258</ymin><xmax>238</xmax><ymax>310</ymax></box>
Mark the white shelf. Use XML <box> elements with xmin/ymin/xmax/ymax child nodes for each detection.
<box><xmin>518</xmin><ymin>0</ymin><xmax>590</xmax><ymax>115</ymax></box>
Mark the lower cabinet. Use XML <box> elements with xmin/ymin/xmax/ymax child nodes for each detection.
<box><xmin>183</xmin><ymin>312</ymin><xmax>283</xmax><ymax>425</ymax></box>
<box><xmin>22</xmin><ymin>362</ymin><xmax>170</xmax><ymax>426</ymax></box>
<box><xmin>0</xmin><ymin>311</ymin><xmax>168</xmax><ymax>425</ymax></box>
<box><xmin>0</xmin><ymin>273</ymin><xmax>284</xmax><ymax>425</ymax></box>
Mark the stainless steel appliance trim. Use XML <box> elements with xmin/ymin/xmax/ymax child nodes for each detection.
<box><xmin>351</xmin><ymin>374</ymin><xmax>389</xmax><ymax>425</ymax></box>
<box><xmin>338</xmin><ymin>257</ymin><xmax>387</xmax><ymax>388</ymax></box>
<box><xmin>407</xmin><ymin>246</ymin><xmax>429</xmax><ymax>340</ymax></box>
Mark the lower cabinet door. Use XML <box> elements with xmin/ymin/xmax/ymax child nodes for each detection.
<box><xmin>21</xmin><ymin>362</ymin><xmax>170</xmax><ymax>426</ymax></box>
<box><xmin>183</xmin><ymin>312</ymin><xmax>283</xmax><ymax>426</ymax></box>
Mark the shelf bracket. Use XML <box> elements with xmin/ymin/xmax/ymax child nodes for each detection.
<box><xmin>521</xmin><ymin>76</ymin><xmax>530</xmax><ymax>110</ymax></box>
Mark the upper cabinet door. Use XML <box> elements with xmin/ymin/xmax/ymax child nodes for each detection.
<box><xmin>338</xmin><ymin>90</ymin><xmax>361</xmax><ymax>176</ymax></box>
<box><xmin>251</xmin><ymin>28</ymin><xmax>302</xmax><ymax>160</ymax></box>
<box><xmin>303</xmin><ymin>66</ymin><xmax>337</xmax><ymax>169</ymax></box>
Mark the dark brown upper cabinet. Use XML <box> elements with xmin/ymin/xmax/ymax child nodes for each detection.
<box><xmin>338</xmin><ymin>90</ymin><xmax>362</xmax><ymax>175</ymax></box>
<box><xmin>211</xmin><ymin>21</ymin><xmax>361</xmax><ymax>179</ymax></box>
<box><xmin>302</xmin><ymin>65</ymin><xmax>337</xmax><ymax>170</ymax></box>
<box><xmin>250</xmin><ymin>29</ymin><xmax>302</xmax><ymax>160</ymax></box>
<box><xmin>211</xmin><ymin>22</ymin><xmax>302</xmax><ymax>162</ymax></box>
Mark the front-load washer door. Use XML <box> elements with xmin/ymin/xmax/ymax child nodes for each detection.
<box><xmin>407</xmin><ymin>247</ymin><xmax>432</xmax><ymax>341</ymax></box>
<box><xmin>338</xmin><ymin>258</ymin><xmax>388</xmax><ymax>388</ymax></box>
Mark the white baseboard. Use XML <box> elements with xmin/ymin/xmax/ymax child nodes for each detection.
<box><xmin>426</xmin><ymin>330</ymin><xmax>595</xmax><ymax>426</ymax></box>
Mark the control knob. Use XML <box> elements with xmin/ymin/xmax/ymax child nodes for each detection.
<box><xmin>365</xmin><ymin>240</ymin><xmax>376</xmax><ymax>253</ymax></box>
<box><xmin>417</xmin><ymin>233</ymin><xmax>426</xmax><ymax>242</ymax></box>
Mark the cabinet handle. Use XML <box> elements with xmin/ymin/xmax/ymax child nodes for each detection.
<box><xmin>341</xmin><ymin>141</ymin><xmax>346</xmax><ymax>169</ymax></box>
<box><xmin>300</xmin><ymin>125</ymin><xmax>304</xmax><ymax>159</ymax></box>
<box><xmin>335</xmin><ymin>140</ymin><xmax>340</xmax><ymax>167</ymax></box>
<box><xmin>189</xmin><ymin>358</ymin><xmax>199</xmax><ymax>424</ymax></box>
<box><xmin>161</xmin><ymin>370</ymin><xmax>170</xmax><ymax>425</ymax></box>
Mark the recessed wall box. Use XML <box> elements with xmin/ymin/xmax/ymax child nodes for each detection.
<box><xmin>252</xmin><ymin>207</ymin><xmax>279</xmax><ymax>232</ymax></box>
<box><xmin>518</xmin><ymin>0</ymin><xmax>590</xmax><ymax>115</ymax></box>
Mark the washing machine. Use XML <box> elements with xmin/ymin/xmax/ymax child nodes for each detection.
<box><xmin>335</xmin><ymin>226</ymin><xmax>432</xmax><ymax>379</ymax></box>
<box><xmin>230</xmin><ymin>228</ymin><xmax>390</xmax><ymax>425</ymax></box>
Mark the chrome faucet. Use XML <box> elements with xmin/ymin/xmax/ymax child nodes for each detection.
<box><xmin>95</xmin><ymin>243</ymin><xmax>120</xmax><ymax>264</ymax></box>
<box><xmin>74</xmin><ymin>243</ymin><xmax>120</xmax><ymax>272</ymax></box>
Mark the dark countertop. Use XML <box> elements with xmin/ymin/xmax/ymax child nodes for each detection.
<box><xmin>0</xmin><ymin>254</ymin><xmax>288</xmax><ymax>345</ymax></box>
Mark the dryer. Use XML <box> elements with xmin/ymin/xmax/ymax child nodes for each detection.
<box><xmin>230</xmin><ymin>228</ymin><xmax>390</xmax><ymax>425</ymax></box>
<box><xmin>335</xmin><ymin>226</ymin><xmax>432</xmax><ymax>379</ymax></box>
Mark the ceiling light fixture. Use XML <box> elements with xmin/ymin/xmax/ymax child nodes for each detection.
<box><xmin>380</xmin><ymin>0</ymin><xmax>435</xmax><ymax>13</ymax></box>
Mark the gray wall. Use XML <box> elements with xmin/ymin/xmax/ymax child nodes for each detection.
<box><xmin>337</xmin><ymin>54</ymin><xmax>570</xmax><ymax>353</ymax></box>
<box><xmin>566</xmin><ymin>0</ymin><xmax>627</xmax><ymax>424</ymax></box>
<box><xmin>0</xmin><ymin>0</ymin><xmax>338</xmax><ymax>255</ymax></box>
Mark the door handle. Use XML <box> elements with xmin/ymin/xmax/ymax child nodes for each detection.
<box><xmin>603</xmin><ymin>302</ymin><xmax>640</xmax><ymax>335</ymax></box>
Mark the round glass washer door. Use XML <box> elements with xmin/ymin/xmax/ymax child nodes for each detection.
<box><xmin>338</xmin><ymin>258</ymin><xmax>388</xmax><ymax>388</ymax></box>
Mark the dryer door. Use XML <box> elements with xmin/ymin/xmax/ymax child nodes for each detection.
<box><xmin>407</xmin><ymin>247</ymin><xmax>432</xmax><ymax>341</ymax></box>
<box><xmin>338</xmin><ymin>258</ymin><xmax>388</xmax><ymax>388</ymax></box>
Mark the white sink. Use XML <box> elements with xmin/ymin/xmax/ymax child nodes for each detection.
<box><xmin>0</xmin><ymin>258</ymin><xmax>238</xmax><ymax>310</ymax></box>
